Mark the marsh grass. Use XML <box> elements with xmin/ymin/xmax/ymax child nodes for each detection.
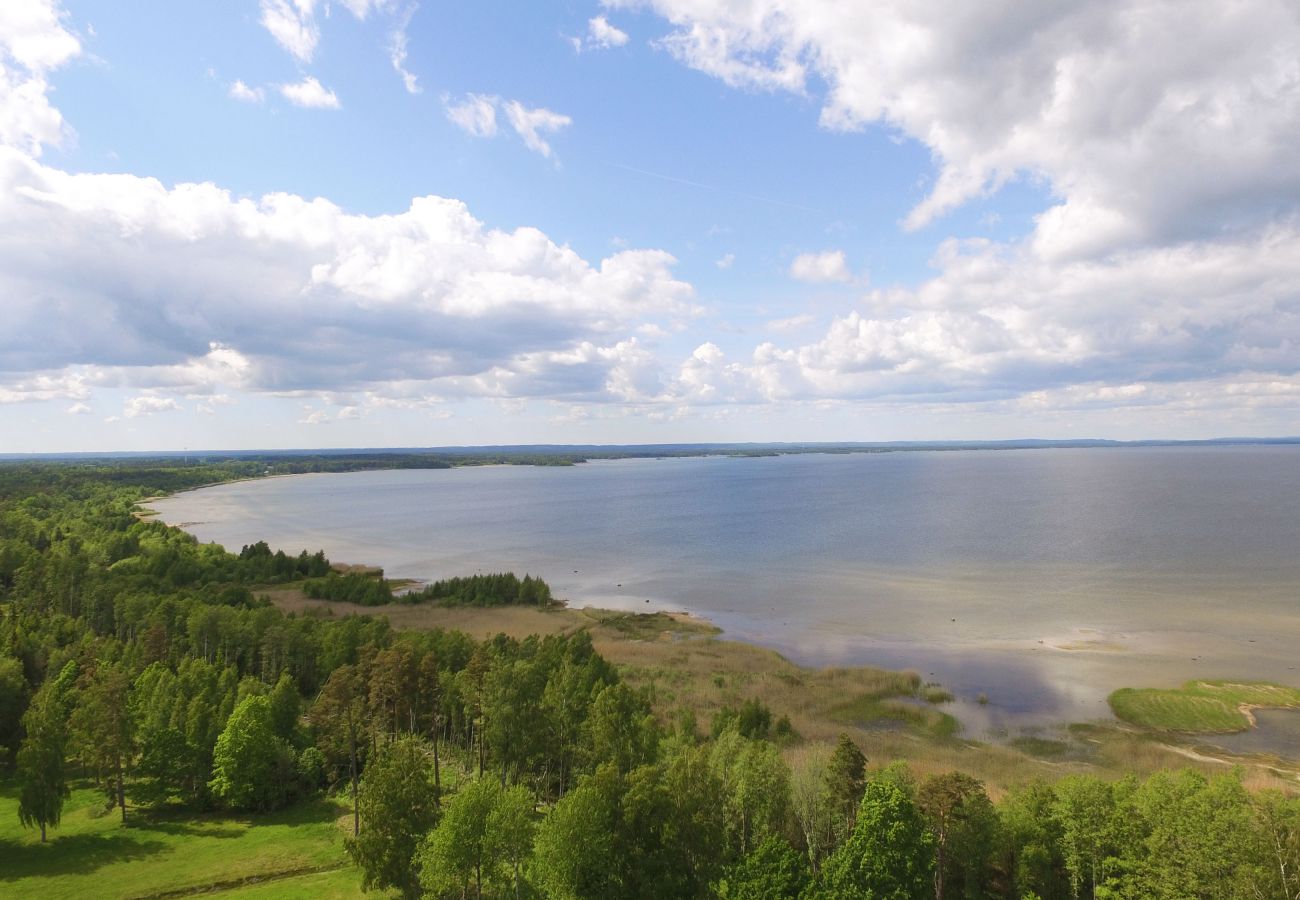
<box><xmin>255</xmin><ymin>595</ymin><xmax>1300</xmax><ymax>793</ymax></box>
<box><xmin>1109</xmin><ymin>680</ymin><xmax>1300</xmax><ymax>733</ymax></box>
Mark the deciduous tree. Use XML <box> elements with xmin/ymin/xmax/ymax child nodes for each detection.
<box><xmin>346</xmin><ymin>736</ymin><xmax>439</xmax><ymax>898</ymax></box>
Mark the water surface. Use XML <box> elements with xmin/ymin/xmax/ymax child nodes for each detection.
<box><xmin>151</xmin><ymin>448</ymin><xmax>1300</xmax><ymax>741</ymax></box>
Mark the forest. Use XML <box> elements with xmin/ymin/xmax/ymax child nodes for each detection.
<box><xmin>1</xmin><ymin>458</ymin><xmax>1299</xmax><ymax>899</ymax></box>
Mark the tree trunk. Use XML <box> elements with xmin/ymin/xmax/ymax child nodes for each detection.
<box><xmin>935</xmin><ymin>840</ymin><xmax>946</xmax><ymax>900</ymax></box>
<box><xmin>349</xmin><ymin>734</ymin><xmax>359</xmax><ymax>836</ymax></box>
<box><xmin>431</xmin><ymin>713</ymin><xmax>441</xmax><ymax>796</ymax></box>
<box><xmin>40</xmin><ymin>820</ymin><xmax>46</xmax><ymax>842</ymax></box>
<box><xmin>117</xmin><ymin>757</ymin><xmax>126</xmax><ymax>823</ymax></box>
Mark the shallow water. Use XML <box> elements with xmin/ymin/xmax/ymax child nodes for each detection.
<box><xmin>1204</xmin><ymin>708</ymin><xmax>1300</xmax><ymax>758</ymax></box>
<box><xmin>150</xmin><ymin>447</ymin><xmax>1300</xmax><ymax>745</ymax></box>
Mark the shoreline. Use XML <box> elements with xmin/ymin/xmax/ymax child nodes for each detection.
<box><xmin>259</xmin><ymin>578</ymin><xmax>1300</xmax><ymax>781</ymax></box>
<box><xmin>141</xmin><ymin>469</ymin><xmax>1300</xmax><ymax>774</ymax></box>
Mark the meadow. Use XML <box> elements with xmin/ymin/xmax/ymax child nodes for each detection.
<box><xmin>0</xmin><ymin>780</ymin><xmax>366</xmax><ymax>899</ymax></box>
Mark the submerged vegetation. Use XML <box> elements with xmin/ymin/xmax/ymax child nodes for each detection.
<box><xmin>0</xmin><ymin>456</ymin><xmax>1298</xmax><ymax>898</ymax></box>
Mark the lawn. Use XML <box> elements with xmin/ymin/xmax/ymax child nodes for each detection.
<box><xmin>0</xmin><ymin>780</ymin><xmax>375</xmax><ymax>899</ymax></box>
<box><xmin>1109</xmin><ymin>680</ymin><xmax>1300</xmax><ymax>733</ymax></box>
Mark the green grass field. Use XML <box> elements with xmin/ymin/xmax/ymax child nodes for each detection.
<box><xmin>1109</xmin><ymin>680</ymin><xmax>1300</xmax><ymax>733</ymax></box>
<box><xmin>0</xmin><ymin>780</ymin><xmax>379</xmax><ymax>899</ymax></box>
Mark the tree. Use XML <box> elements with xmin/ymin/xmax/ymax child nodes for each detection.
<box><xmin>71</xmin><ymin>664</ymin><xmax>135</xmax><ymax>822</ymax></box>
<box><xmin>418</xmin><ymin>777</ymin><xmax>535</xmax><ymax>900</ymax></box>
<box><xmin>268</xmin><ymin>670</ymin><xmax>301</xmax><ymax>744</ymax></box>
<box><xmin>346</xmin><ymin>736</ymin><xmax>440</xmax><ymax>898</ymax></box>
<box><xmin>310</xmin><ymin>663</ymin><xmax>368</xmax><ymax>834</ymax></box>
<box><xmin>0</xmin><ymin>654</ymin><xmax>28</xmax><ymax>767</ymax></box>
<box><xmin>16</xmin><ymin>662</ymin><xmax>76</xmax><ymax>842</ymax></box>
<box><xmin>1253</xmin><ymin>788</ymin><xmax>1300</xmax><ymax>900</ymax></box>
<box><xmin>533</xmin><ymin>765</ymin><xmax>623</xmax><ymax>899</ymax></box>
<box><xmin>583</xmin><ymin>682</ymin><xmax>658</xmax><ymax>775</ymax></box>
<box><xmin>917</xmin><ymin>772</ymin><xmax>997</xmax><ymax>900</ymax></box>
<box><xmin>997</xmin><ymin>780</ymin><xmax>1069</xmax><ymax>900</ymax></box>
<box><xmin>710</xmin><ymin>728</ymin><xmax>792</xmax><ymax>858</ymax></box>
<box><xmin>817</xmin><ymin>765</ymin><xmax>934</xmax><ymax>900</ymax></box>
<box><xmin>714</xmin><ymin>833</ymin><xmax>811</xmax><ymax>900</ymax></box>
<box><xmin>1118</xmin><ymin>769</ymin><xmax>1262</xmax><ymax>899</ymax></box>
<box><xmin>133</xmin><ymin>725</ymin><xmax>192</xmax><ymax>809</ymax></box>
<box><xmin>825</xmin><ymin>733</ymin><xmax>867</xmax><ymax>844</ymax></box>
<box><xmin>208</xmin><ymin>694</ymin><xmax>294</xmax><ymax>811</ymax></box>
<box><xmin>1051</xmin><ymin>774</ymin><xmax>1126</xmax><ymax>899</ymax></box>
<box><xmin>789</xmin><ymin>742</ymin><xmax>836</xmax><ymax>873</ymax></box>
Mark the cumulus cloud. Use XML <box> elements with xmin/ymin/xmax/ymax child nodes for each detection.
<box><xmin>503</xmin><ymin>101</ymin><xmax>572</xmax><ymax>158</ymax></box>
<box><xmin>444</xmin><ymin>93</ymin><xmax>498</xmax><ymax>137</ymax></box>
<box><xmin>656</xmin><ymin>228</ymin><xmax>1300</xmax><ymax>410</ymax></box>
<box><xmin>586</xmin><ymin>0</ymin><xmax>1300</xmax><ymax>424</ymax></box>
<box><xmin>615</xmin><ymin>0</ymin><xmax>1300</xmax><ymax>255</ymax></box>
<box><xmin>228</xmin><ymin>80</ymin><xmax>265</xmax><ymax>104</ymax></box>
<box><xmin>0</xmin><ymin>0</ymin><xmax>80</xmax><ymax>155</ymax></box>
<box><xmin>0</xmin><ymin>146</ymin><xmax>695</xmax><ymax>406</ymax></box>
<box><xmin>789</xmin><ymin>249</ymin><xmax>851</xmax><ymax>283</ymax></box>
<box><xmin>279</xmin><ymin>76</ymin><xmax>340</xmax><ymax>109</ymax></box>
<box><xmin>6</xmin><ymin>0</ymin><xmax>1300</xmax><ymax>434</ymax></box>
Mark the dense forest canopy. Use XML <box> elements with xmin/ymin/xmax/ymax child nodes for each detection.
<box><xmin>1</xmin><ymin>456</ymin><xmax>1298</xmax><ymax>899</ymax></box>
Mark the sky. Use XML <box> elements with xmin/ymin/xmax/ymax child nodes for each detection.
<box><xmin>1</xmin><ymin>0</ymin><xmax>1298</xmax><ymax>452</ymax></box>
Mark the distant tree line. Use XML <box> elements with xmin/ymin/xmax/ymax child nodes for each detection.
<box><xmin>1</xmin><ymin>460</ymin><xmax>1298</xmax><ymax>898</ymax></box>
<box><xmin>302</xmin><ymin>571</ymin><xmax>557</xmax><ymax>608</ymax></box>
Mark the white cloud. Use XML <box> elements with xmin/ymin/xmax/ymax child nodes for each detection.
<box><xmin>616</xmin><ymin>0</ymin><xmax>1300</xmax><ymax>255</ymax></box>
<box><xmin>590</xmin><ymin>0</ymin><xmax>1300</xmax><ymax>426</ymax></box>
<box><xmin>715</xmin><ymin>253</ymin><xmax>735</xmax><ymax>269</ymax></box>
<box><xmin>445</xmin><ymin>93</ymin><xmax>497</xmax><ymax>137</ymax></box>
<box><xmin>259</xmin><ymin>0</ymin><xmax>319</xmax><ymax>63</ymax></box>
<box><xmin>0</xmin><ymin>371</ymin><xmax>90</xmax><ymax>405</ymax></box>
<box><xmin>228</xmin><ymin>80</ymin><xmax>265</xmax><ymax>104</ymax></box>
<box><xmin>789</xmin><ymin>249</ymin><xmax>851</xmax><ymax>283</ymax></box>
<box><xmin>0</xmin><ymin>0</ymin><xmax>80</xmax><ymax>156</ymax></box>
<box><xmin>503</xmin><ymin>101</ymin><xmax>572</xmax><ymax>158</ymax></box>
<box><xmin>446</xmin><ymin>95</ymin><xmax>573</xmax><ymax>158</ymax></box>
<box><xmin>0</xmin><ymin>145</ymin><xmax>696</xmax><ymax>407</ymax></box>
<box><xmin>658</xmin><ymin>227</ymin><xmax>1300</xmax><ymax>408</ymax></box>
<box><xmin>279</xmin><ymin>76</ymin><xmax>340</xmax><ymax>109</ymax></box>
<box><xmin>388</xmin><ymin>10</ymin><xmax>420</xmax><ymax>95</ymax></box>
<box><xmin>65</xmin><ymin>401</ymin><xmax>90</xmax><ymax>414</ymax></box>
<box><xmin>124</xmin><ymin>395</ymin><xmax>181</xmax><ymax>418</ymax></box>
<box><xmin>337</xmin><ymin>0</ymin><xmax>389</xmax><ymax>20</ymax></box>
<box><xmin>587</xmin><ymin>16</ymin><xmax>630</xmax><ymax>49</ymax></box>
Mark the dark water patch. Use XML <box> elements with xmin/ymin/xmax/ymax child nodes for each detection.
<box><xmin>1202</xmin><ymin>708</ymin><xmax>1300</xmax><ymax>758</ymax></box>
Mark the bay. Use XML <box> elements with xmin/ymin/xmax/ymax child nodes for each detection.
<box><xmin>150</xmin><ymin>446</ymin><xmax>1300</xmax><ymax>741</ymax></box>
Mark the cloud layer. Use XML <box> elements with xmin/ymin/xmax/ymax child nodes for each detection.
<box><xmin>600</xmin><ymin>0</ymin><xmax>1300</xmax><ymax>420</ymax></box>
<box><xmin>2</xmin><ymin>0</ymin><xmax>1299</xmax><ymax>438</ymax></box>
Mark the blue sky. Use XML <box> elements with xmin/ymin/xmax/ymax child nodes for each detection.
<box><xmin>1</xmin><ymin>1</ymin><xmax>1298</xmax><ymax>450</ymax></box>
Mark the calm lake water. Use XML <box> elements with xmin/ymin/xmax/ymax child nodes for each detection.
<box><xmin>151</xmin><ymin>447</ymin><xmax>1300</xmax><ymax>743</ymax></box>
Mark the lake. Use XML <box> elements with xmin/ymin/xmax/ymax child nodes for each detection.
<box><xmin>150</xmin><ymin>447</ymin><xmax>1300</xmax><ymax>742</ymax></box>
